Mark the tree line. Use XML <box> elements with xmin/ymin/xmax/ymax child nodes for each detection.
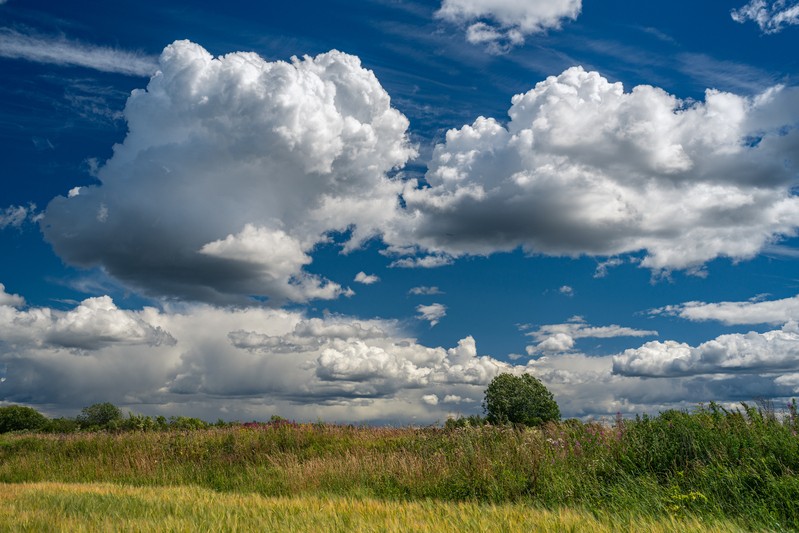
<box><xmin>0</xmin><ymin>373</ymin><xmax>560</xmax><ymax>433</ymax></box>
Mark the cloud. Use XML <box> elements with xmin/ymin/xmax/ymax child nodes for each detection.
<box><xmin>43</xmin><ymin>40</ymin><xmax>416</xmax><ymax>305</ymax></box>
<box><xmin>652</xmin><ymin>294</ymin><xmax>799</xmax><ymax>325</ymax></box>
<box><xmin>3</xmin><ymin>284</ymin><xmax>798</xmax><ymax>422</ymax></box>
<box><xmin>0</xmin><ymin>295</ymin><xmax>175</xmax><ymax>351</ymax></box>
<box><xmin>409</xmin><ymin>286</ymin><xmax>443</xmax><ymax>295</ymax></box>
<box><xmin>0</xmin><ymin>204</ymin><xmax>39</xmax><ymax>229</ymax></box>
<box><xmin>436</xmin><ymin>0</ymin><xmax>582</xmax><ymax>52</ymax></box>
<box><xmin>525</xmin><ymin>317</ymin><xmax>657</xmax><ymax>355</ymax></box>
<box><xmin>354</xmin><ymin>272</ymin><xmax>380</xmax><ymax>285</ymax></box>
<box><xmin>526</xmin><ymin>351</ymin><xmax>794</xmax><ymax>418</ymax></box>
<box><xmin>613</xmin><ymin>322</ymin><xmax>799</xmax><ymax>377</ymax></box>
<box><xmin>389</xmin><ymin>254</ymin><xmax>454</xmax><ymax>268</ymax></box>
<box><xmin>416</xmin><ymin>303</ymin><xmax>447</xmax><ymax>326</ymax></box>
<box><xmin>0</xmin><ymin>284</ymin><xmax>24</xmax><ymax>307</ymax></box>
<box><xmin>198</xmin><ymin>224</ymin><xmax>347</xmax><ymax>302</ymax></box>
<box><xmin>559</xmin><ymin>285</ymin><xmax>574</xmax><ymax>296</ymax></box>
<box><xmin>422</xmin><ymin>394</ymin><xmax>439</xmax><ymax>405</ymax></box>
<box><xmin>732</xmin><ymin>0</ymin><xmax>799</xmax><ymax>34</ymax></box>
<box><xmin>0</xmin><ymin>29</ymin><xmax>157</xmax><ymax>76</ymax></box>
<box><xmin>0</xmin><ymin>289</ymin><xmax>512</xmax><ymax>423</ymax></box>
<box><xmin>390</xmin><ymin>67</ymin><xmax>799</xmax><ymax>273</ymax></box>
<box><xmin>594</xmin><ymin>258</ymin><xmax>624</xmax><ymax>278</ymax></box>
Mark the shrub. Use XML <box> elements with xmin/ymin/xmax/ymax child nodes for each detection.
<box><xmin>76</xmin><ymin>403</ymin><xmax>123</xmax><ymax>429</ymax></box>
<box><xmin>483</xmin><ymin>373</ymin><xmax>560</xmax><ymax>427</ymax></box>
<box><xmin>43</xmin><ymin>417</ymin><xmax>80</xmax><ymax>433</ymax></box>
<box><xmin>168</xmin><ymin>416</ymin><xmax>210</xmax><ymax>430</ymax></box>
<box><xmin>0</xmin><ymin>405</ymin><xmax>48</xmax><ymax>433</ymax></box>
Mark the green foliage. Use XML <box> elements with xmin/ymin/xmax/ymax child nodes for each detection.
<box><xmin>42</xmin><ymin>418</ymin><xmax>80</xmax><ymax>433</ymax></box>
<box><xmin>0</xmin><ymin>405</ymin><xmax>49</xmax><ymax>433</ymax></box>
<box><xmin>483</xmin><ymin>373</ymin><xmax>560</xmax><ymax>427</ymax></box>
<box><xmin>76</xmin><ymin>403</ymin><xmax>123</xmax><ymax>429</ymax></box>
<box><xmin>1</xmin><ymin>401</ymin><xmax>799</xmax><ymax>529</ymax></box>
<box><xmin>168</xmin><ymin>416</ymin><xmax>210</xmax><ymax>430</ymax></box>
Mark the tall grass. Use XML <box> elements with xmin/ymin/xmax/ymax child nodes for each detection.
<box><xmin>1</xmin><ymin>403</ymin><xmax>797</xmax><ymax>530</ymax></box>
<box><xmin>0</xmin><ymin>482</ymin><xmax>745</xmax><ymax>532</ymax></box>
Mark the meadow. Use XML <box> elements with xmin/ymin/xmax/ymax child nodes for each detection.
<box><xmin>1</xmin><ymin>403</ymin><xmax>797</xmax><ymax>531</ymax></box>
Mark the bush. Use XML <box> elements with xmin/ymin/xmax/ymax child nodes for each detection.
<box><xmin>168</xmin><ymin>416</ymin><xmax>210</xmax><ymax>430</ymax></box>
<box><xmin>76</xmin><ymin>402</ymin><xmax>123</xmax><ymax>429</ymax></box>
<box><xmin>43</xmin><ymin>417</ymin><xmax>80</xmax><ymax>433</ymax></box>
<box><xmin>483</xmin><ymin>373</ymin><xmax>560</xmax><ymax>427</ymax></box>
<box><xmin>0</xmin><ymin>405</ymin><xmax>49</xmax><ymax>433</ymax></box>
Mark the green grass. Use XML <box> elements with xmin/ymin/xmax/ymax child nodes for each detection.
<box><xmin>0</xmin><ymin>404</ymin><xmax>797</xmax><ymax>530</ymax></box>
<box><xmin>0</xmin><ymin>482</ymin><xmax>744</xmax><ymax>532</ymax></box>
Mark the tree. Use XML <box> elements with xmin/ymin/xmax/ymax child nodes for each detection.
<box><xmin>0</xmin><ymin>405</ymin><xmax>49</xmax><ymax>433</ymax></box>
<box><xmin>483</xmin><ymin>373</ymin><xmax>560</xmax><ymax>427</ymax></box>
<box><xmin>76</xmin><ymin>402</ymin><xmax>123</xmax><ymax>429</ymax></box>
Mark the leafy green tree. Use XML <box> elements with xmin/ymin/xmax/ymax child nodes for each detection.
<box><xmin>483</xmin><ymin>373</ymin><xmax>560</xmax><ymax>427</ymax></box>
<box><xmin>76</xmin><ymin>402</ymin><xmax>123</xmax><ymax>429</ymax></box>
<box><xmin>0</xmin><ymin>405</ymin><xmax>49</xmax><ymax>433</ymax></box>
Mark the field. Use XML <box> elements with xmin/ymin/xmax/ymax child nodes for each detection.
<box><xmin>1</xmin><ymin>404</ymin><xmax>797</xmax><ymax>531</ymax></box>
<box><xmin>0</xmin><ymin>482</ymin><xmax>744</xmax><ymax>532</ymax></box>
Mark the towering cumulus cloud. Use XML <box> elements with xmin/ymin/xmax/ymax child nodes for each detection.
<box><xmin>43</xmin><ymin>40</ymin><xmax>416</xmax><ymax>304</ymax></box>
<box><xmin>391</xmin><ymin>67</ymin><xmax>799</xmax><ymax>272</ymax></box>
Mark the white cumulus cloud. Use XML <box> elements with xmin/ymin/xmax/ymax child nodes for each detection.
<box><xmin>525</xmin><ymin>317</ymin><xmax>657</xmax><ymax>356</ymax></box>
<box><xmin>42</xmin><ymin>40</ymin><xmax>416</xmax><ymax>305</ymax></box>
<box><xmin>0</xmin><ymin>295</ymin><xmax>175</xmax><ymax>351</ymax></box>
<box><xmin>416</xmin><ymin>303</ymin><xmax>447</xmax><ymax>327</ymax></box>
<box><xmin>3</xmin><ymin>283</ymin><xmax>798</xmax><ymax>422</ymax></box>
<box><xmin>0</xmin><ymin>284</ymin><xmax>25</xmax><ymax>307</ymax></box>
<box><xmin>389</xmin><ymin>67</ymin><xmax>799</xmax><ymax>273</ymax></box>
<box><xmin>613</xmin><ymin>322</ymin><xmax>799</xmax><ymax>377</ymax></box>
<box><xmin>652</xmin><ymin>294</ymin><xmax>799</xmax><ymax>325</ymax></box>
<box><xmin>354</xmin><ymin>272</ymin><xmax>380</xmax><ymax>285</ymax></box>
<box><xmin>436</xmin><ymin>0</ymin><xmax>581</xmax><ymax>52</ymax></box>
<box><xmin>0</xmin><ymin>287</ymin><xmax>514</xmax><ymax>423</ymax></box>
<box><xmin>732</xmin><ymin>0</ymin><xmax>799</xmax><ymax>34</ymax></box>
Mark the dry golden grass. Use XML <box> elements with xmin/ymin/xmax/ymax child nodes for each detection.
<box><xmin>0</xmin><ymin>482</ymin><xmax>744</xmax><ymax>532</ymax></box>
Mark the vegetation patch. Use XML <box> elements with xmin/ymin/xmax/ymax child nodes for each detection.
<box><xmin>0</xmin><ymin>482</ymin><xmax>744</xmax><ymax>532</ymax></box>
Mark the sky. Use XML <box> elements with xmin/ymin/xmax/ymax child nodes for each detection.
<box><xmin>1</xmin><ymin>0</ymin><xmax>799</xmax><ymax>424</ymax></box>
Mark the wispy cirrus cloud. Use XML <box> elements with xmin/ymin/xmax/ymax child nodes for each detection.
<box><xmin>409</xmin><ymin>286</ymin><xmax>443</xmax><ymax>296</ymax></box>
<box><xmin>732</xmin><ymin>0</ymin><xmax>799</xmax><ymax>34</ymax></box>
<box><xmin>0</xmin><ymin>28</ymin><xmax>157</xmax><ymax>76</ymax></box>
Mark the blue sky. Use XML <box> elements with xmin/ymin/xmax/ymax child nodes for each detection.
<box><xmin>2</xmin><ymin>0</ymin><xmax>799</xmax><ymax>423</ymax></box>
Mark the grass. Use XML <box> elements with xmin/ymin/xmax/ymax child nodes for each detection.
<box><xmin>0</xmin><ymin>403</ymin><xmax>797</xmax><ymax>530</ymax></box>
<box><xmin>0</xmin><ymin>482</ymin><xmax>745</xmax><ymax>532</ymax></box>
